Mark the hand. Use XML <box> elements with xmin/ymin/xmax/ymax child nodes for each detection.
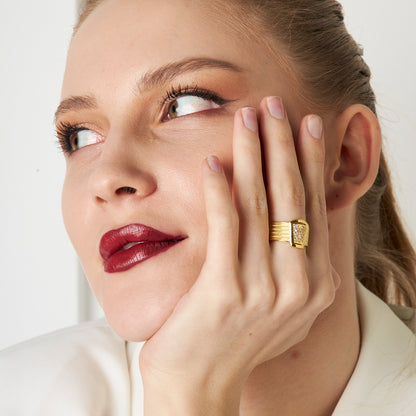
<box><xmin>139</xmin><ymin>96</ymin><xmax>339</xmax><ymax>415</ymax></box>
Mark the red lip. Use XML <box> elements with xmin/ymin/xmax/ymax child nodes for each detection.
<box><xmin>100</xmin><ymin>223</ymin><xmax>185</xmax><ymax>273</ymax></box>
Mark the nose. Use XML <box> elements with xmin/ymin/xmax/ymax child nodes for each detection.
<box><xmin>88</xmin><ymin>141</ymin><xmax>157</xmax><ymax>205</ymax></box>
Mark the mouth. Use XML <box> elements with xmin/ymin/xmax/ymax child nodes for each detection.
<box><xmin>99</xmin><ymin>223</ymin><xmax>186</xmax><ymax>273</ymax></box>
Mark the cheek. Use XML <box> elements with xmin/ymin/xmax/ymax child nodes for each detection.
<box><xmin>61</xmin><ymin>170</ymin><xmax>80</xmax><ymax>245</ymax></box>
<box><xmin>59</xmin><ymin>120</ymin><xmax>235</xmax><ymax>342</ymax></box>
<box><xmin>61</xmin><ymin>167</ymin><xmax>88</xmax><ymax>247</ymax></box>
<box><xmin>61</xmin><ymin>164</ymin><xmax>98</xmax><ymax>286</ymax></box>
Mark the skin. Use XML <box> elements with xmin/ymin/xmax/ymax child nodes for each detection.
<box><xmin>59</xmin><ymin>0</ymin><xmax>382</xmax><ymax>414</ymax></box>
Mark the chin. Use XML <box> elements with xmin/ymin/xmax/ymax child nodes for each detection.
<box><xmin>84</xmin><ymin>239</ymin><xmax>205</xmax><ymax>341</ymax></box>
<box><xmin>101</xmin><ymin>289</ymin><xmax>182</xmax><ymax>342</ymax></box>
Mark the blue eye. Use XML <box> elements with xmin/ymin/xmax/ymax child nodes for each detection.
<box><xmin>69</xmin><ymin>129</ymin><xmax>103</xmax><ymax>151</ymax></box>
<box><xmin>167</xmin><ymin>95</ymin><xmax>221</xmax><ymax>119</ymax></box>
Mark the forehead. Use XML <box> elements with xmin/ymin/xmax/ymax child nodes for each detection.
<box><xmin>62</xmin><ymin>0</ymin><xmax>286</xmax><ymax>98</ymax></box>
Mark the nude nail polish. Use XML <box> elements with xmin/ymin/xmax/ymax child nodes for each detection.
<box><xmin>267</xmin><ymin>96</ymin><xmax>285</xmax><ymax>120</ymax></box>
<box><xmin>307</xmin><ymin>115</ymin><xmax>323</xmax><ymax>139</ymax></box>
<box><xmin>241</xmin><ymin>107</ymin><xmax>258</xmax><ymax>132</ymax></box>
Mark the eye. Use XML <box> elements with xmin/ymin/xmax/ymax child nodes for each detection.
<box><xmin>56</xmin><ymin>122</ymin><xmax>105</xmax><ymax>155</ymax></box>
<box><xmin>167</xmin><ymin>95</ymin><xmax>220</xmax><ymax>120</ymax></box>
<box><xmin>68</xmin><ymin>129</ymin><xmax>103</xmax><ymax>151</ymax></box>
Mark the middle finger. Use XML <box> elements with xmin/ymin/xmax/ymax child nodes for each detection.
<box><xmin>232</xmin><ymin>107</ymin><xmax>273</xmax><ymax>295</ymax></box>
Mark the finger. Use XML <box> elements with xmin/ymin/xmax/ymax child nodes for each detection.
<box><xmin>296</xmin><ymin>116</ymin><xmax>337</xmax><ymax>294</ymax></box>
<box><xmin>260</xmin><ymin>97</ymin><xmax>305</xmax><ymax>221</ymax></box>
<box><xmin>259</xmin><ymin>96</ymin><xmax>307</xmax><ymax>297</ymax></box>
<box><xmin>200</xmin><ymin>156</ymin><xmax>239</xmax><ymax>289</ymax></box>
<box><xmin>232</xmin><ymin>108</ymin><xmax>270</xmax><ymax>266</ymax></box>
<box><xmin>296</xmin><ymin>115</ymin><xmax>329</xmax><ymax>260</ymax></box>
<box><xmin>231</xmin><ymin>107</ymin><xmax>275</xmax><ymax>303</ymax></box>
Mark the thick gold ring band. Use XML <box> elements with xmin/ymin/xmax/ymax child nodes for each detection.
<box><xmin>269</xmin><ymin>219</ymin><xmax>309</xmax><ymax>249</ymax></box>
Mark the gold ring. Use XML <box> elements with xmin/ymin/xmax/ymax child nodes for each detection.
<box><xmin>269</xmin><ymin>219</ymin><xmax>309</xmax><ymax>249</ymax></box>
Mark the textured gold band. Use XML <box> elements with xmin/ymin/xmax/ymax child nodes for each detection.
<box><xmin>269</xmin><ymin>219</ymin><xmax>309</xmax><ymax>249</ymax></box>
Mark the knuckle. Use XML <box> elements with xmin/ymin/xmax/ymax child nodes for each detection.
<box><xmin>247</xmin><ymin>279</ymin><xmax>276</xmax><ymax>312</ymax></box>
<box><xmin>214</xmin><ymin>280</ymin><xmax>243</xmax><ymax>314</ymax></box>
<box><xmin>309</xmin><ymin>192</ymin><xmax>327</xmax><ymax>218</ymax></box>
<box><xmin>285</xmin><ymin>183</ymin><xmax>305</xmax><ymax>208</ymax></box>
<box><xmin>313</xmin><ymin>283</ymin><xmax>336</xmax><ymax>312</ymax></box>
<box><xmin>246</xmin><ymin>193</ymin><xmax>268</xmax><ymax>216</ymax></box>
<box><xmin>292</xmin><ymin>273</ymin><xmax>310</xmax><ymax>305</ymax></box>
<box><xmin>278</xmin><ymin>273</ymin><xmax>309</xmax><ymax>315</ymax></box>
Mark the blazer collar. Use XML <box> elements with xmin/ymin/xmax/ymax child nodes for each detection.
<box><xmin>333</xmin><ymin>281</ymin><xmax>416</xmax><ymax>415</ymax></box>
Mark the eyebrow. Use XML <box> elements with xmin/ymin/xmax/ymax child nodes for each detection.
<box><xmin>137</xmin><ymin>57</ymin><xmax>242</xmax><ymax>92</ymax></box>
<box><xmin>54</xmin><ymin>57</ymin><xmax>242</xmax><ymax>122</ymax></box>
<box><xmin>54</xmin><ymin>95</ymin><xmax>98</xmax><ymax>122</ymax></box>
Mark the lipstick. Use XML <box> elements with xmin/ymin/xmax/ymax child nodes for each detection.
<box><xmin>100</xmin><ymin>223</ymin><xmax>185</xmax><ymax>273</ymax></box>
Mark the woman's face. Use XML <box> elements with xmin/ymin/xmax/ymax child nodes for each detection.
<box><xmin>60</xmin><ymin>0</ymin><xmax>304</xmax><ymax>340</ymax></box>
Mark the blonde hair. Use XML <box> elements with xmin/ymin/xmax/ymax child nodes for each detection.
<box><xmin>75</xmin><ymin>0</ymin><xmax>416</xmax><ymax>308</ymax></box>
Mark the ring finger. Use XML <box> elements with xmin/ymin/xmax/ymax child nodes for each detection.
<box><xmin>259</xmin><ymin>96</ymin><xmax>308</xmax><ymax>301</ymax></box>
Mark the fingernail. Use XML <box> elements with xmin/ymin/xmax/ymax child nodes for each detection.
<box><xmin>307</xmin><ymin>115</ymin><xmax>323</xmax><ymax>139</ymax></box>
<box><xmin>267</xmin><ymin>96</ymin><xmax>285</xmax><ymax>120</ymax></box>
<box><xmin>207</xmin><ymin>155</ymin><xmax>222</xmax><ymax>173</ymax></box>
<box><xmin>241</xmin><ymin>107</ymin><xmax>258</xmax><ymax>132</ymax></box>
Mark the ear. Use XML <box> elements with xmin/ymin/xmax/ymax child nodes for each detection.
<box><xmin>325</xmin><ymin>104</ymin><xmax>381</xmax><ymax>211</ymax></box>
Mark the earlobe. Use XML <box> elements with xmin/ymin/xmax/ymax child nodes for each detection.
<box><xmin>326</xmin><ymin>104</ymin><xmax>381</xmax><ymax>211</ymax></box>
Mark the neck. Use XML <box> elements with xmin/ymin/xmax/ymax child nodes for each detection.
<box><xmin>240</xmin><ymin>207</ymin><xmax>360</xmax><ymax>416</ymax></box>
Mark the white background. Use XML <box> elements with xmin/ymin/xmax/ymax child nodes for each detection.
<box><xmin>1</xmin><ymin>1</ymin><xmax>415</xmax><ymax>350</ymax></box>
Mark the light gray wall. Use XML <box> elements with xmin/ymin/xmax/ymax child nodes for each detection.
<box><xmin>0</xmin><ymin>1</ymin><xmax>79</xmax><ymax>349</ymax></box>
<box><xmin>0</xmin><ymin>1</ymin><xmax>415</xmax><ymax>350</ymax></box>
<box><xmin>342</xmin><ymin>1</ymin><xmax>416</xmax><ymax>237</ymax></box>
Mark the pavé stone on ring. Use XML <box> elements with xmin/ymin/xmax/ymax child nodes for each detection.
<box><xmin>269</xmin><ymin>219</ymin><xmax>309</xmax><ymax>249</ymax></box>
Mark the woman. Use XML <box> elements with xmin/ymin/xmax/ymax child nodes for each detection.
<box><xmin>1</xmin><ymin>0</ymin><xmax>415</xmax><ymax>414</ymax></box>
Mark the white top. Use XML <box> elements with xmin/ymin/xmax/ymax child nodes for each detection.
<box><xmin>1</xmin><ymin>282</ymin><xmax>415</xmax><ymax>415</ymax></box>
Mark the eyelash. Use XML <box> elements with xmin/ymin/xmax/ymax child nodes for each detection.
<box><xmin>56</xmin><ymin>121</ymin><xmax>82</xmax><ymax>155</ymax></box>
<box><xmin>162</xmin><ymin>84</ymin><xmax>230</xmax><ymax>109</ymax></box>
<box><xmin>56</xmin><ymin>84</ymin><xmax>230</xmax><ymax>155</ymax></box>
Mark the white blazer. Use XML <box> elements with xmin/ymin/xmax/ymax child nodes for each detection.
<box><xmin>1</xmin><ymin>282</ymin><xmax>415</xmax><ymax>415</ymax></box>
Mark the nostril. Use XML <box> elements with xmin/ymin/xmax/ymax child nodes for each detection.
<box><xmin>116</xmin><ymin>186</ymin><xmax>137</xmax><ymax>195</ymax></box>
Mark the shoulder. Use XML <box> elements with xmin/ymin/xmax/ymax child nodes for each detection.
<box><xmin>0</xmin><ymin>319</ymin><xmax>131</xmax><ymax>415</ymax></box>
<box><xmin>0</xmin><ymin>319</ymin><xmax>126</xmax><ymax>375</ymax></box>
<box><xmin>2</xmin><ymin>318</ymin><xmax>119</xmax><ymax>353</ymax></box>
<box><xmin>334</xmin><ymin>282</ymin><xmax>416</xmax><ymax>415</ymax></box>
